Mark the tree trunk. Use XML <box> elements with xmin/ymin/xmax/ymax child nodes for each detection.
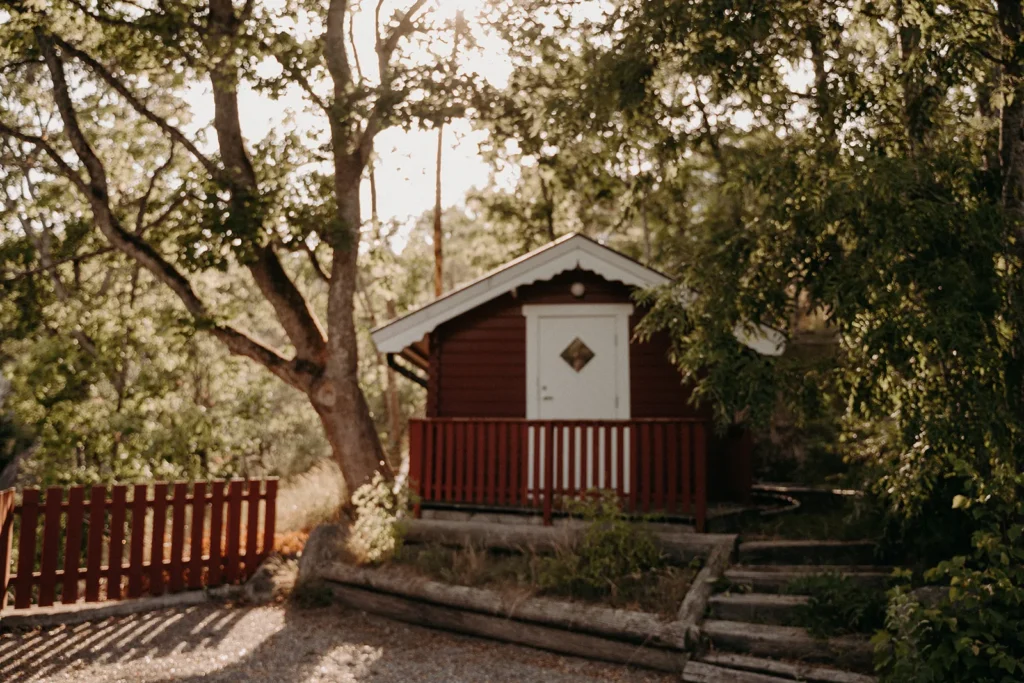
<box><xmin>320</xmin><ymin>171</ymin><xmax>391</xmax><ymax>493</ymax></box>
<box><xmin>385</xmin><ymin>299</ymin><xmax>403</xmax><ymax>459</ymax></box>
<box><xmin>433</xmin><ymin>124</ymin><xmax>444</xmax><ymax>296</ymax></box>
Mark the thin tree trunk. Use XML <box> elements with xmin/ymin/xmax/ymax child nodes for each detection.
<box><xmin>540</xmin><ymin>176</ymin><xmax>556</xmax><ymax>242</ymax></box>
<box><xmin>385</xmin><ymin>299</ymin><xmax>403</xmax><ymax>459</ymax></box>
<box><xmin>641</xmin><ymin>194</ymin><xmax>651</xmax><ymax>264</ymax></box>
<box><xmin>433</xmin><ymin>124</ymin><xmax>444</xmax><ymax>296</ymax></box>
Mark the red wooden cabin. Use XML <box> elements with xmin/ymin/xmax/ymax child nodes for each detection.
<box><xmin>371</xmin><ymin>234</ymin><xmax>783</xmax><ymax>531</ymax></box>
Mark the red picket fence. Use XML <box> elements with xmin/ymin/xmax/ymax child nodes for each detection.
<box><xmin>409</xmin><ymin>418</ymin><xmax>708</xmax><ymax>531</ymax></box>
<box><xmin>0</xmin><ymin>479</ymin><xmax>277</xmax><ymax>612</ymax></box>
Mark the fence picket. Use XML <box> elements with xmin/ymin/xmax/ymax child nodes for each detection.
<box><xmin>208</xmin><ymin>481</ymin><xmax>224</xmax><ymax>586</ymax></box>
<box><xmin>85</xmin><ymin>486</ymin><xmax>106</xmax><ymax>602</ymax></box>
<box><xmin>37</xmin><ymin>488</ymin><xmax>63</xmax><ymax>607</ymax></box>
<box><xmin>107</xmin><ymin>486</ymin><xmax>127</xmax><ymax>600</ymax></box>
<box><xmin>149</xmin><ymin>483</ymin><xmax>168</xmax><ymax>596</ymax></box>
<box><xmin>169</xmin><ymin>483</ymin><xmax>188</xmax><ymax>592</ymax></box>
<box><xmin>188</xmin><ymin>482</ymin><xmax>207</xmax><ymax>589</ymax></box>
<box><xmin>244</xmin><ymin>481</ymin><xmax>260</xmax><ymax>579</ymax></box>
<box><xmin>261</xmin><ymin>479</ymin><xmax>278</xmax><ymax>562</ymax></box>
<box><xmin>14</xmin><ymin>488</ymin><xmax>39</xmax><ymax>608</ymax></box>
<box><xmin>224</xmin><ymin>480</ymin><xmax>243</xmax><ymax>583</ymax></box>
<box><xmin>0</xmin><ymin>490</ymin><xmax>15</xmax><ymax>610</ymax></box>
<box><xmin>61</xmin><ymin>486</ymin><xmax>85</xmax><ymax>604</ymax></box>
<box><xmin>128</xmin><ymin>485</ymin><xmax>147</xmax><ymax>598</ymax></box>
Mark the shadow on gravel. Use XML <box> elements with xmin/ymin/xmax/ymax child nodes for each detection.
<box><xmin>0</xmin><ymin>604</ymin><xmax>250</xmax><ymax>683</ymax></box>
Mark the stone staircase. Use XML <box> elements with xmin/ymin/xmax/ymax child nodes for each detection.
<box><xmin>689</xmin><ymin>540</ymin><xmax>886</xmax><ymax>683</ymax></box>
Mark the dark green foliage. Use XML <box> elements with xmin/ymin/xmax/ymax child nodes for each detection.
<box><xmin>537</xmin><ymin>493</ymin><xmax>667</xmax><ymax>602</ymax></box>
<box><xmin>787</xmin><ymin>572</ymin><xmax>889</xmax><ymax>638</ymax></box>
<box><xmin>874</xmin><ymin>513</ymin><xmax>1024</xmax><ymax>683</ymax></box>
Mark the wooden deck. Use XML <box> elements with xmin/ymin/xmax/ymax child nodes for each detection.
<box><xmin>408</xmin><ymin>418</ymin><xmax>709</xmax><ymax>531</ymax></box>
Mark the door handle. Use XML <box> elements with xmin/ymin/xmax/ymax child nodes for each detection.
<box><xmin>542</xmin><ymin>396</ymin><xmax>554</xmax><ymax>401</ymax></box>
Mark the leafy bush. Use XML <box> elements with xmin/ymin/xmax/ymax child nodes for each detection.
<box><xmin>874</xmin><ymin>505</ymin><xmax>1024</xmax><ymax>683</ymax></box>
<box><xmin>538</xmin><ymin>492</ymin><xmax>665</xmax><ymax>600</ymax></box>
<box><xmin>347</xmin><ymin>473</ymin><xmax>410</xmax><ymax>565</ymax></box>
<box><xmin>787</xmin><ymin>572</ymin><xmax>889</xmax><ymax>638</ymax></box>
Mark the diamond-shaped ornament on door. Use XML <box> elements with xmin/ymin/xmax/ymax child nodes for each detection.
<box><xmin>560</xmin><ymin>337</ymin><xmax>595</xmax><ymax>372</ymax></box>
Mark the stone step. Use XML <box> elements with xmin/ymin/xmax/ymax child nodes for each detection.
<box><xmin>707</xmin><ymin>593</ymin><xmax>808</xmax><ymax>624</ymax></box>
<box><xmin>702</xmin><ymin>619</ymin><xmax>875</xmax><ymax>673</ymax></box>
<box><xmin>699</xmin><ymin>652</ymin><xmax>877</xmax><ymax>683</ymax></box>
<box><xmin>737</xmin><ymin>540</ymin><xmax>879</xmax><ymax>566</ymax></box>
<box><xmin>722</xmin><ymin>566</ymin><xmax>891</xmax><ymax>594</ymax></box>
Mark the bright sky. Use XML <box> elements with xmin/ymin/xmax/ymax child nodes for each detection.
<box><xmin>187</xmin><ymin>0</ymin><xmax>512</xmax><ymax>234</ymax></box>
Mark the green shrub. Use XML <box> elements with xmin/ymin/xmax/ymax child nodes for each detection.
<box><xmin>873</xmin><ymin>511</ymin><xmax>1024</xmax><ymax>683</ymax></box>
<box><xmin>538</xmin><ymin>492</ymin><xmax>664</xmax><ymax>600</ymax></box>
<box><xmin>348</xmin><ymin>473</ymin><xmax>410</xmax><ymax>565</ymax></box>
<box><xmin>787</xmin><ymin>572</ymin><xmax>889</xmax><ymax>638</ymax></box>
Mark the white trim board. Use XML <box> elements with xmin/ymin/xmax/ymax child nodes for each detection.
<box><xmin>370</xmin><ymin>234</ymin><xmax>668</xmax><ymax>354</ymax></box>
<box><xmin>369</xmin><ymin>232</ymin><xmax>787</xmax><ymax>357</ymax></box>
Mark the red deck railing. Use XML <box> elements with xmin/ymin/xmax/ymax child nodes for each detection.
<box><xmin>408</xmin><ymin>418</ymin><xmax>708</xmax><ymax>531</ymax></box>
<box><xmin>0</xmin><ymin>479</ymin><xmax>277</xmax><ymax>612</ymax></box>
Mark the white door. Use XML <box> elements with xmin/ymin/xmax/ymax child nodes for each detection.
<box><xmin>523</xmin><ymin>304</ymin><xmax>632</xmax><ymax>494</ymax></box>
<box><xmin>536</xmin><ymin>315</ymin><xmax>620</xmax><ymax>419</ymax></box>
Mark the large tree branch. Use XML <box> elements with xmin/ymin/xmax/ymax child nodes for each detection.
<box><xmin>34</xmin><ymin>29</ymin><xmax>316</xmax><ymax>392</ymax></box>
<box><xmin>206</xmin><ymin>0</ymin><xmax>328</xmax><ymax>362</ymax></box>
<box><xmin>48</xmin><ymin>35</ymin><xmax>224</xmax><ymax>183</ymax></box>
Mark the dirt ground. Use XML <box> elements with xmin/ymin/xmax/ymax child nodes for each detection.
<box><xmin>0</xmin><ymin>602</ymin><xmax>675</xmax><ymax>683</ymax></box>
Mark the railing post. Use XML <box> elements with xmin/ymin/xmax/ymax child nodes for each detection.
<box><xmin>543</xmin><ymin>423</ymin><xmax>554</xmax><ymax>526</ymax></box>
<box><xmin>409</xmin><ymin>420</ymin><xmax>424</xmax><ymax>518</ymax></box>
<box><xmin>262</xmin><ymin>479</ymin><xmax>278</xmax><ymax>562</ymax></box>
<box><xmin>695</xmin><ymin>422</ymin><xmax>708</xmax><ymax>533</ymax></box>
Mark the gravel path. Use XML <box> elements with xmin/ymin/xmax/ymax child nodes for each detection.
<box><xmin>0</xmin><ymin>602</ymin><xmax>675</xmax><ymax>682</ymax></box>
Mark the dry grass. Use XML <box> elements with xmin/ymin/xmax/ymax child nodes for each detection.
<box><xmin>394</xmin><ymin>544</ymin><xmax>697</xmax><ymax>617</ymax></box>
<box><xmin>275</xmin><ymin>460</ymin><xmax>345</xmax><ymax>534</ymax></box>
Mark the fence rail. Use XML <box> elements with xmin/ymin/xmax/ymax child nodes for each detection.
<box><xmin>409</xmin><ymin>418</ymin><xmax>708</xmax><ymax>531</ymax></box>
<box><xmin>0</xmin><ymin>479</ymin><xmax>277</xmax><ymax>612</ymax></box>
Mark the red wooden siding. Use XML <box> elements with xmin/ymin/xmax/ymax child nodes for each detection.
<box><xmin>0</xmin><ymin>479</ymin><xmax>277</xmax><ymax>613</ymax></box>
<box><xmin>430</xmin><ymin>268</ymin><xmax>705</xmax><ymax>421</ymax></box>
<box><xmin>409</xmin><ymin>418</ymin><xmax>709</xmax><ymax>531</ymax></box>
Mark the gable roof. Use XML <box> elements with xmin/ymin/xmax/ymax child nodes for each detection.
<box><xmin>370</xmin><ymin>233</ymin><xmax>785</xmax><ymax>356</ymax></box>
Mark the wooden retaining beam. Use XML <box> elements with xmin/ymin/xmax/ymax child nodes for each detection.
<box><xmin>329</xmin><ymin>583</ymin><xmax>688</xmax><ymax>672</ymax></box>
<box><xmin>321</xmin><ymin>563</ymin><xmax>688</xmax><ymax>649</ymax></box>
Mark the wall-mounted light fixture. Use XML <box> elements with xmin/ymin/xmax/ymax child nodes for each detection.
<box><xmin>570</xmin><ymin>282</ymin><xmax>586</xmax><ymax>298</ymax></box>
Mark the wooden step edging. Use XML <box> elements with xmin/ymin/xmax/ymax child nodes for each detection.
<box><xmin>700</xmin><ymin>652</ymin><xmax>877</xmax><ymax>683</ymax></box>
<box><xmin>707</xmin><ymin>593</ymin><xmax>808</xmax><ymax>624</ymax></box>
<box><xmin>737</xmin><ymin>541</ymin><xmax>878</xmax><ymax>567</ymax></box>
<box><xmin>723</xmin><ymin>567</ymin><xmax>892</xmax><ymax>594</ymax></box>
<box><xmin>701</xmin><ymin>620</ymin><xmax>875</xmax><ymax>673</ymax></box>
